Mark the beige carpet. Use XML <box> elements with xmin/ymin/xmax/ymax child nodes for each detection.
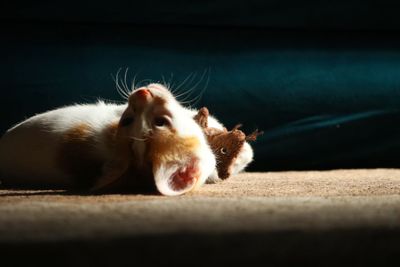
<box><xmin>1</xmin><ymin>169</ymin><xmax>400</xmax><ymax>266</ymax></box>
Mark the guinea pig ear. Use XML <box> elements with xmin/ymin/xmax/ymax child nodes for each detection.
<box><xmin>153</xmin><ymin>158</ymin><xmax>200</xmax><ymax>196</ymax></box>
<box><xmin>245</xmin><ymin>129</ymin><xmax>264</xmax><ymax>142</ymax></box>
<box><xmin>148</xmin><ymin>133</ymin><xmax>202</xmax><ymax>196</ymax></box>
<box><xmin>90</xmin><ymin>157</ymin><xmax>130</xmax><ymax>192</ymax></box>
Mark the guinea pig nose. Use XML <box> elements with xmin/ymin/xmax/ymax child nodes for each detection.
<box><xmin>129</xmin><ymin>88</ymin><xmax>153</xmax><ymax>109</ymax></box>
<box><xmin>136</xmin><ymin>88</ymin><xmax>152</xmax><ymax>98</ymax></box>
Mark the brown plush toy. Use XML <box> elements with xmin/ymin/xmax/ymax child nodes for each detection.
<box><xmin>194</xmin><ymin>107</ymin><xmax>263</xmax><ymax>179</ymax></box>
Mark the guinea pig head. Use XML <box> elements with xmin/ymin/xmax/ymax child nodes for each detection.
<box><xmin>94</xmin><ymin>83</ymin><xmax>216</xmax><ymax>196</ymax></box>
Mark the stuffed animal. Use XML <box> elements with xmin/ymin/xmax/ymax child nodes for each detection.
<box><xmin>194</xmin><ymin>107</ymin><xmax>263</xmax><ymax>179</ymax></box>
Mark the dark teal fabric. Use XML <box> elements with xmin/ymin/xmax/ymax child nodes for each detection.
<box><xmin>3</xmin><ymin>1</ymin><xmax>400</xmax><ymax>30</ymax></box>
<box><xmin>2</xmin><ymin>23</ymin><xmax>400</xmax><ymax>171</ymax></box>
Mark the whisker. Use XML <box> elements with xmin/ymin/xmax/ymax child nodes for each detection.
<box><xmin>112</xmin><ymin>68</ymin><xmax>129</xmax><ymax>100</ymax></box>
<box><xmin>161</xmin><ymin>74</ymin><xmax>169</xmax><ymax>90</ymax></box>
<box><xmin>131</xmin><ymin>73</ymin><xmax>138</xmax><ymax>92</ymax></box>
<box><xmin>172</xmin><ymin>72</ymin><xmax>194</xmax><ymax>96</ymax></box>
<box><xmin>179</xmin><ymin>68</ymin><xmax>210</xmax><ymax>108</ymax></box>
<box><xmin>173</xmin><ymin>74</ymin><xmax>200</xmax><ymax>101</ymax></box>
<box><xmin>118</xmin><ymin>72</ymin><xmax>129</xmax><ymax>96</ymax></box>
<box><xmin>123</xmin><ymin>67</ymin><xmax>130</xmax><ymax>95</ymax></box>
<box><xmin>96</xmin><ymin>96</ymin><xmax>125</xmax><ymax>104</ymax></box>
<box><xmin>178</xmin><ymin>68</ymin><xmax>208</xmax><ymax>103</ymax></box>
<box><xmin>130</xmin><ymin>136</ymin><xmax>147</xmax><ymax>142</ymax></box>
<box><xmin>161</xmin><ymin>75</ymin><xmax>166</xmax><ymax>86</ymax></box>
<box><xmin>190</xmin><ymin>68</ymin><xmax>211</xmax><ymax>107</ymax></box>
<box><xmin>116</xmin><ymin>68</ymin><xmax>130</xmax><ymax>99</ymax></box>
<box><xmin>168</xmin><ymin>72</ymin><xmax>175</xmax><ymax>93</ymax></box>
<box><xmin>135</xmin><ymin>78</ymin><xmax>154</xmax><ymax>89</ymax></box>
<box><xmin>117</xmin><ymin>77</ymin><xmax>130</xmax><ymax>99</ymax></box>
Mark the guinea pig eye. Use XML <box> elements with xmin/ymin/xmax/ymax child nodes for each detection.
<box><xmin>220</xmin><ymin>148</ymin><xmax>228</xmax><ymax>155</ymax></box>
<box><xmin>120</xmin><ymin>117</ymin><xmax>134</xmax><ymax>127</ymax></box>
<box><xmin>154</xmin><ymin>116</ymin><xmax>171</xmax><ymax>127</ymax></box>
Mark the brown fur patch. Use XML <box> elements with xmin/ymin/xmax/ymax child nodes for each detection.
<box><xmin>147</xmin><ymin>131</ymin><xmax>200</xmax><ymax>169</ymax></box>
<box><xmin>57</xmin><ymin>123</ymin><xmax>103</xmax><ymax>188</ymax></box>
<box><xmin>103</xmin><ymin>121</ymin><xmax>119</xmax><ymax>151</ymax></box>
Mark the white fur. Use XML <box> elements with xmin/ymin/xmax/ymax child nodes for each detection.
<box><xmin>0</xmin><ymin>102</ymin><xmax>125</xmax><ymax>187</ymax></box>
<box><xmin>231</xmin><ymin>142</ymin><xmax>254</xmax><ymax>175</ymax></box>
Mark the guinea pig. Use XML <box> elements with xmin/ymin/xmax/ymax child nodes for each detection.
<box><xmin>0</xmin><ymin>83</ymin><xmax>216</xmax><ymax>196</ymax></box>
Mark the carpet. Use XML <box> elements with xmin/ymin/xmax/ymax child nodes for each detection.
<box><xmin>1</xmin><ymin>169</ymin><xmax>400</xmax><ymax>266</ymax></box>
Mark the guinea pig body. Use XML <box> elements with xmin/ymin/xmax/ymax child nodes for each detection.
<box><xmin>0</xmin><ymin>102</ymin><xmax>126</xmax><ymax>188</ymax></box>
<box><xmin>0</xmin><ymin>83</ymin><xmax>254</xmax><ymax>194</ymax></box>
<box><xmin>0</xmin><ymin>84</ymin><xmax>217</xmax><ymax>195</ymax></box>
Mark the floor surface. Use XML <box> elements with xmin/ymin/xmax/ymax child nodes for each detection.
<box><xmin>1</xmin><ymin>169</ymin><xmax>399</xmax><ymax>266</ymax></box>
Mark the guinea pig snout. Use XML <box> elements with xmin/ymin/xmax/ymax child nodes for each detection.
<box><xmin>135</xmin><ymin>88</ymin><xmax>152</xmax><ymax>99</ymax></box>
<box><xmin>129</xmin><ymin>88</ymin><xmax>153</xmax><ymax>108</ymax></box>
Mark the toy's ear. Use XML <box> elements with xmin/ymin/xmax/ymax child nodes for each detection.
<box><xmin>194</xmin><ymin>107</ymin><xmax>209</xmax><ymax>128</ymax></box>
<box><xmin>246</xmin><ymin>129</ymin><xmax>264</xmax><ymax>142</ymax></box>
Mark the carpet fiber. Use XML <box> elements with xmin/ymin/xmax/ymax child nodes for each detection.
<box><xmin>1</xmin><ymin>169</ymin><xmax>400</xmax><ymax>266</ymax></box>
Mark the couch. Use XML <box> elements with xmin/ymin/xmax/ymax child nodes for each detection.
<box><xmin>1</xmin><ymin>1</ymin><xmax>400</xmax><ymax>266</ymax></box>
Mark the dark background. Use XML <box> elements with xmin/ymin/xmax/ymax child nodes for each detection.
<box><xmin>1</xmin><ymin>1</ymin><xmax>400</xmax><ymax>171</ymax></box>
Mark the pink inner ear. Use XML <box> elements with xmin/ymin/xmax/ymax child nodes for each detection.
<box><xmin>154</xmin><ymin>157</ymin><xmax>201</xmax><ymax>196</ymax></box>
<box><xmin>170</xmin><ymin>159</ymin><xmax>199</xmax><ymax>192</ymax></box>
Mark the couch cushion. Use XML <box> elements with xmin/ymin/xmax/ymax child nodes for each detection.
<box><xmin>2</xmin><ymin>1</ymin><xmax>400</xmax><ymax>30</ymax></box>
<box><xmin>1</xmin><ymin>24</ymin><xmax>400</xmax><ymax>170</ymax></box>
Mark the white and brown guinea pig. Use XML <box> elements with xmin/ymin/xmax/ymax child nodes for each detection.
<box><xmin>0</xmin><ymin>83</ymin><xmax>253</xmax><ymax>195</ymax></box>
